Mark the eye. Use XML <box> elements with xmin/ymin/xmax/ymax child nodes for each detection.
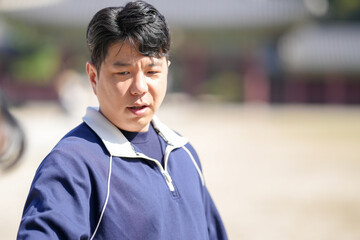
<box><xmin>117</xmin><ymin>71</ymin><xmax>130</xmax><ymax>75</ymax></box>
<box><xmin>147</xmin><ymin>71</ymin><xmax>158</xmax><ymax>74</ymax></box>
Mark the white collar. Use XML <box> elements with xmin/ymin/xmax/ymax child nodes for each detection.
<box><xmin>82</xmin><ymin>107</ymin><xmax>188</xmax><ymax>158</ymax></box>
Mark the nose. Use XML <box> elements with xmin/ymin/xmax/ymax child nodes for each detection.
<box><xmin>130</xmin><ymin>72</ymin><xmax>148</xmax><ymax>95</ymax></box>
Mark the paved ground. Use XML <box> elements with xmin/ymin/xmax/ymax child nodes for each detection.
<box><xmin>1</xmin><ymin>98</ymin><xmax>360</xmax><ymax>239</ymax></box>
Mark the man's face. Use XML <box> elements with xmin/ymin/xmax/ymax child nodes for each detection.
<box><xmin>86</xmin><ymin>40</ymin><xmax>168</xmax><ymax>132</ymax></box>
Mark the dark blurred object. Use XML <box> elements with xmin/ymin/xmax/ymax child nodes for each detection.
<box><xmin>0</xmin><ymin>90</ymin><xmax>25</xmax><ymax>171</ymax></box>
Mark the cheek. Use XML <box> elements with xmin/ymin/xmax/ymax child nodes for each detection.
<box><xmin>100</xmin><ymin>79</ymin><xmax>128</xmax><ymax>99</ymax></box>
<box><xmin>152</xmin><ymin>79</ymin><xmax>167</xmax><ymax>103</ymax></box>
<box><xmin>161</xmin><ymin>81</ymin><xmax>167</xmax><ymax>98</ymax></box>
<box><xmin>113</xmin><ymin>82</ymin><xmax>130</xmax><ymax>96</ymax></box>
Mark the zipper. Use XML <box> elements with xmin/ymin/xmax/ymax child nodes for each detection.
<box><xmin>161</xmin><ymin>170</ymin><xmax>175</xmax><ymax>192</ymax></box>
<box><xmin>133</xmin><ymin>145</ymin><xmax>177</xmax><ymax>192</ymax></box>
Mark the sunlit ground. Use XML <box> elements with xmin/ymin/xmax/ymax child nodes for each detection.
<box><xmin>1</xmin><ymin>97</ymin><xmax>360</xmax><ymax>239</ymax></box>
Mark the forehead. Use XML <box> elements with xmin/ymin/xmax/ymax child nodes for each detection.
<box><xmin>104</xmin><ymin>41</ymin><xmax>165</xmax><ymax>65</ymax></box>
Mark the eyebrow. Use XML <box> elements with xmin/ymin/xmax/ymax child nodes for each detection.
<box><xmin>112</xmin><ymin>61</ymin><xmax>131</xmax><ymax>67</ymax></box>
<box><xmin>148</xmin><ymin>61</ymin><xmax>162</xmax><ymax>67</ymax></box>
<box><xmin>112</xmin><ymin>59</ymin><xmax>162</xmax><ymax>67</ymax></box>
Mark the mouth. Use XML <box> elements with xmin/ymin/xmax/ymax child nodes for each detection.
<box><xmin>127</xmin><ymin>104</ymin><xmax>149</xmax><ymax>115</ymax></box>
<box><xmin>128</xmin><ymin>105</ymin><xmax>147</xmax><ymax>110</ymax></box>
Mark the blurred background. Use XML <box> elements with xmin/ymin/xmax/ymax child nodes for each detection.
<box><xmin>0</xmin><ymin>0</ymin><xmax>360</xmax><ymax>239</ymax></box>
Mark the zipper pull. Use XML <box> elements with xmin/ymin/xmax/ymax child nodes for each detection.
<box><xmin>162</xmin><ymin>171</ymin><xmax>175</xmax><ymax>192</ymax></box>
<box><xmin>130</xmin><ymin>144</ymin><xmax>140</xmax><ymax>156</ymax></box>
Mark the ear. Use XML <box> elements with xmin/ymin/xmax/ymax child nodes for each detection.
<box><xmin>167</xmin><ymin>60</ymin><xmax>171</xmax><ymax>67</ymax></box>
<box><xmin>86</xmin><ymin>62</ymin><xmax>98</xmax><ymax>95</ymax></box>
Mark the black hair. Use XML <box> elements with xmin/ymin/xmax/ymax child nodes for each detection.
<box><xmin>86</xmin><ymin>1</ymin><xmax>170</xmax><ymax>72</ymax></box>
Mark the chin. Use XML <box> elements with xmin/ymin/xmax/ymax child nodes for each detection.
<box><xmin>127</xmin><ymin>120</ymin><xmax>151</xmax><ymax>132</ymax></box>
<box><xmin>126</xmin><ymin>125</ymin><xmax>148</xmax><ymax>133</ymax></box>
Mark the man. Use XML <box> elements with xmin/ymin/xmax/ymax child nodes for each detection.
<box><xmin>17</xmin><ymin>1</ymin><xmax>228</xmax><ymax>239</ymax></box>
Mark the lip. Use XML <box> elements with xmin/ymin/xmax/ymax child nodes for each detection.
<box><xmin>127</xmin><ymin>104</ymin><xmax>149</xmax><ymax>116</ymax></box>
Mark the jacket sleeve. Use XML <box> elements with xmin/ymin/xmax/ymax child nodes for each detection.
<box><xmin>184</xmin><ymin>143</ymin><xmax>228</xmax><ymax>240</ymax></box>
<box><xmin>203</xmin><ymin>187</ymin><xmax>228</xmax><ymax>240</ymax></box>
<box><xmin>17</xmin><ymin>147</ymin><xmax>97</xmax><ymax>240</ymax></box>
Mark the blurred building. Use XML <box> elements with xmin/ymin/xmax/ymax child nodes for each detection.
<box><xmin>0</xmin><ymin>0</ymin><xmax>359</xmax><ymax>105</ymax></box>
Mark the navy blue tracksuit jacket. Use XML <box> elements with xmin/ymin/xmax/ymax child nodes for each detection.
<box><xmin>18</xmin><ymin>107</ymin><xmax>228</xmax><ymax>239</ymax></box>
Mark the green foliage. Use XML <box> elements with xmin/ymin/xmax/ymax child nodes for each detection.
<box><xmin>204</xmin><ymin>71</ymin><xmax>243</xmax><ymax>102</ymax></box>
<box><xmin>0</xmin><ymin>17</ymin><xmax>62</xmax><ymax>84</ymax></box>
<box><xmin>10</xmin><ymin>45</ymin><xmax>60</xmax><ymax>84</ymax></box>
<box><xmin>328</xmin><ymin>0</ymin><xmax>360</xmax><ymax>20</ymax></box>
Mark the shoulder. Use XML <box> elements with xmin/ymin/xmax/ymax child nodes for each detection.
<box><xmin>53</xmin><ymin>122</ymin><xmax>107</xmax><ymax>157</ymax></box>
<box><xmin>36</xmin><ymin>122</ymin><xmax>109</xmax><ymax>179</ymax></box>
<box><xmin>169</xmin><ymin>128</ymin><xmax>200</xmax><ymax>161</ymax></box>
<box><xmin>58</xmin><ymin>122</ymin><xmax>102</xmax><ymax>148</ymax></box>
<box><xmin>172</xmin><ymin>130</ymin><xmax>203</xmax><ymax>170</ymax></box>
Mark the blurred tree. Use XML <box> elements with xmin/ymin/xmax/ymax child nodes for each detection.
<box><xmin>204</xmin><ymin>71</ymin><xmax>243</xmax><ymax>102</ymax></box>
<box><xmin>10</xmin><ymin>44</ymin><xmax>59</xmax><ymax>84</ymax></box>
<box><xmin>0</xmin><ymin>18</ymin><xmax>61</xmax><ymax>85</ymax></box>
<box><xmin>327</xmin><ymin>0</ymin><xmax>360</xmax><ymax>21</ymax></box>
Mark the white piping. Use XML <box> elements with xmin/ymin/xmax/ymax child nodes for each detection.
<box><xmin>182</xmin><ymin>146</ymin><xmax>205</xmax><ymax>186</ymax></box>
<box><xmin>163</xmin><ymin>145</ymin><xmax>176</xmax><ymax>170</ymax></box>
<box><xmin>90</xmin><ymin>155</ymin><xmax>113</xmax><ymax>240</ymax></box>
